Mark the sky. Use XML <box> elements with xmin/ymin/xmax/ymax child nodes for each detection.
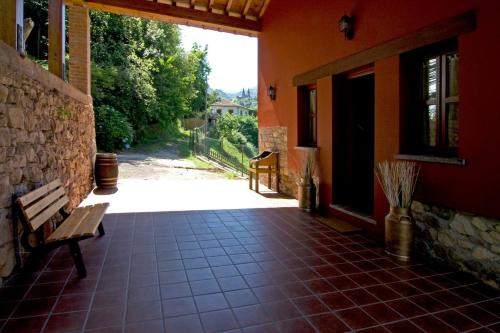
<box><xmin>180</xmin><ymin>25</ymin><xmax>257</xmax><ymax>93</ymax></box>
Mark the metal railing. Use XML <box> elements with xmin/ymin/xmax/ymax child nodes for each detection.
<box><xmin>189</xmin><ymin>125</ymin><xmax>257</xmax><ymax>176</ymax></box>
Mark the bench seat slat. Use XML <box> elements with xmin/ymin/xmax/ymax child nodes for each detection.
<box><xmin>28</xmin><ymin>196</ymin><xmax>69</xmax><ymax>232</ymax></box>
<box><xmin>46</xmin><ymin>203</ymin><xmax>110</xmax><ymax>243</ymax></box>
<box><xmin>17</xmin><ymin>179</ymin><xmax>62</xmax><ymax>206</ymax></box>
<box><xmin>73</xmin><ymin>203</ymin><xmax>109</xmax><ymax>238</ymax></box>
<box><xmin>46</xmin><ymin>207</ymin><xmax>91</xmax><ymax>243</ymax></box>
<box><xmin>24</xmin><ymin>187</ymin><xmax>65</xmax><ymax>220</ymax></box>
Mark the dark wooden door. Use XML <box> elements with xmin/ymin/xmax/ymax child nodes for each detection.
<box><xmin>333</xmin><ymin>73</ymin><xmax>375</xmax><ymax>216</ymax></box>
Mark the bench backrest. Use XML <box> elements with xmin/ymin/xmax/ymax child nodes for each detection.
<box><xmin>17</xmin><ymin>179</ymin><xmax>69</xmax><ymax>232</ymax></box>
<box><xmin>251</xmin><ymin>151</ymin><xmax>278</xmax><ymax>167</ymax></box>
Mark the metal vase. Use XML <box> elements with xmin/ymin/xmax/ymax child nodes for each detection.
<box><xmin>298</xmin><ymin>180</ymin><xmax>316</xmax><ymax>212</ymax></box>
<box><xmin>385</xmin><ymin>207</ymin><xmax>414</xmax><ymax>262</ymax></box>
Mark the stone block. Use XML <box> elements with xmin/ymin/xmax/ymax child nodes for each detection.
<box><xmin>437</xmin><ymin>231</ymin><xmax>454</xmax><ymax>247</ymax></box>
<box><xmin>411</xmin><ymin>201</ymin><xmax>425</xmax><ymax>214</ymax></box>
<box><xmin>491</xmin><ymin>231</ymin><xmax>500</xmax><ymax>243</ymax></box>
<box><xmin>7</xmin><ymin>106</ymin><xmax>24</xmax><ymax>129</ymax></box>
<box><xmin>0</xmin><ymin>242</ymin><xmax>15</xmax><ymax>278</ymax></box>
<box><xmin>9</xmin><ymin>168</ymin><xmax>23</xmax><ymax>185</ymax></box>
<box><xmin>0</xmin><ymin>128</ymin><xmax>11</xmax><ymax>147</ymax></box>
<box><xmin>0</xmin><ymin>174</ymin><xmax>11</xmax><ymax>207</ymax></box>
<box><xmin>472</xmin><ymin>246</ymin><xmax>497</xmax><ymax>260</ymax></box>
<box><xmin>26</xmin><ymin>147</ymin><xmax>37</xmax><ymax>163</ymax></box>
<box><xmin>479</xmin><ymin>231</ymin><xmax>495</xmax><ymax>245</ymax></box>
<box><xmin>458</xmin><ymin>239</ymin><xmax>474</xmax><ymax>250</ymax></box>
<box><xmin>450</xmin><ymin>214</ymin><xmax>476</xmax><ymax>236</ymax></box>
<box><xmin>9</xmin><ymin>154</ymin><xmax>26</xmax><ymax>169</ymax></box>
<box><xmin>0</xmin><ymin>212</ymin><xmax>13</xmax><ymax>245</ymax></box>
<box><xmin>471</xmin><ymin>217</ymin><xmax>489</xmax><ymax>232</ymax></box>
<box><xmin>0</xmin><ymin>84</ymin><xmax>8</xmax><ymax>103</ymax></box>
<box><xmin>0</xmin><ymin>105</ymin><xmax>7</xmax><ymax>127</ymax></box>
<box><xmin>28</xmin><ymin>164</ymin><xmax>43</xmax><ymax>182</ymax></box>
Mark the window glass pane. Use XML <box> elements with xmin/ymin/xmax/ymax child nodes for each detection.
<box><xmin>423</xmin><ymin>58</ymin><xmax>438</xmax><ymax>100</ymax></box>
<box><xmin>446</xmin><ymin>53</ymin><xmax>459</xmax><ymax>97</ymax></box>
<box><xmin>308</xmin><ymin>89</ymin><xmax>317</xmax><ymax>145</ymax></box>
<box><xmin>424</xmin><ymin>104</ymin><xmax>437</xmax><ymax>147</ymax></box>
<box><xmin>447</xmin><ymin>102</ymin><xmax>459</xmax><ymax>147</ymax></box>
<box><xmin>309</xmin><ymin>89</ymin><xmax>316</xmax><ymax>114</ymax></box>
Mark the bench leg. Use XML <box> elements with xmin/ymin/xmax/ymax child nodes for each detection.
<box><xmin>249</xmin><ymin>172</ymin><xmax>253</xmax><ymax>190</ymax></box>
<box><xmin>98</xmin><ymin>222</ymin><xmax>105</xmax><ymax>236</ymax></box>
<box><xmin>69</xmin><ymin>241</ymin><xmax>87</xmax><ymax>278</ymax></box>
<box><xmin>268</xmin><ymin>167</ymin><xmax>272</xmax><ymax>189</ymax></box>
<box><xmin>255</xmin><ymin>171</ymin><xmax>259</xmax><ymax>193</ymax></box>
<box><xmin>276</xmin><ymin>172</ymin><xmax>280</xmax><ymax>193</ymax></box>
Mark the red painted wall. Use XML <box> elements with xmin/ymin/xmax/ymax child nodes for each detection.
<box><xmin>258</xmin><ymin>0</ymin><xmax>500</xmax><ymax>235</ymax></box>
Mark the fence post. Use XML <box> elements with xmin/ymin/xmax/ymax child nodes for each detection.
<box><xmin>240</xmin><ymin>144</ymin><xmax>244</xmax><ymax>176</ymax></box>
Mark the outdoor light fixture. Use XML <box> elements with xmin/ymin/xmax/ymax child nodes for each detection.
<box><xmin>339</xmin><ymin>15</ymin><xmax>354</xmax><ymax>40</ymax></box>
<box><xmin>268</xmin><ymin>85</ymin><xmax>276</xmax><ymax>100</ymax></box>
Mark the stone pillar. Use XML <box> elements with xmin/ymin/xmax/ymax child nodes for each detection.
<box><xmin>48</xmin><ymin>0</ymin><xmax>66</xmax><ymax>78</ymax></box>
<box><xmin>68</xmin><ymin>5</ymin><xmax>91</xmax><ymax>95</ymax></box>
<box><xmin>0</xmin><ymin>0</ymin><xmax>23</xmax><ymax>50</ymax></box>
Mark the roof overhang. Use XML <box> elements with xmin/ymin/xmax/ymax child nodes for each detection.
<box><xmin>65</xmin><ymin>0</ymin><xmax>270</xmax><ymax>36</ymax></box>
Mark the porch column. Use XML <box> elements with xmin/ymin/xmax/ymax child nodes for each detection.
<box><xmin>48</xmin><ymin>0</ymin><xmax>66</xmax><ymax>78</ymax></box>
<box><xmin>68</xmin><ymin>5</ymin><xmax>91</xmax><ymax>95</ymax></box>
<box><xmin>0</xmin><ymin>0</ymin><xmax>23</xmax><ymax>50</ymax></box>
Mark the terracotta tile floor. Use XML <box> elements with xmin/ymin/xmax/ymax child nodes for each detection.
<box><xmin>1</xmin><ymin>208</ymin><xmax>499</xmax><ymax>333</ymax></box>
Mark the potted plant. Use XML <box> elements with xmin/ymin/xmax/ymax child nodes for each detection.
<box><xmin>375</xmin><ymin>160</ymin><xmax>419</xmax><ymax>261</ymax></box>
<box><xmin>298</xmin><ymin>151</ymin><xmax>316</xmax><ymax>212</ymax></box>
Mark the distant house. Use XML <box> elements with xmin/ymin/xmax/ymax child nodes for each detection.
<box><xmin>210</xmin><ymin>99</ymin><xmax>251</xmax><ymax>117</ymax></box>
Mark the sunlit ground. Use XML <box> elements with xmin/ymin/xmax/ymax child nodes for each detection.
<box><xmin>81</xmin><ymin>178</ymin><xmax>297</xmax><ymax>214</ymax></box>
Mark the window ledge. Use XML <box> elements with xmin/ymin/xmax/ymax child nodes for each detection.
<box><xmin>294</xmin><ymin>146</ymin><xmax>319</xmax><ymax>152</ymax></box>
<box><xmin>394</xmin><ymin>154</ymin><xmax>466</xmax><ymax>166</ymax></box>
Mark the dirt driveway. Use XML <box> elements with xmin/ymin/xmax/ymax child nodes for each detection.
<box><xmin>117</xmin><ymin>143</ymin><xmax>227</xmax><ymax>181</ymax></box>
<box><xmin>83</xmin><ymin>142</ymin><xmax>297</xmax><ymax>213</ymax></box>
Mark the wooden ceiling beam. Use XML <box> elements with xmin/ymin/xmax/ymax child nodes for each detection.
<box><xmin>259</xmin><ymin>0</ymin><xmax>269</xmax><ymax>18</ymax></box>
<box><xmin>67</xmin><ymin>0</ymin><xmax>261</xmax><ymax>36</ymax></box>
<box><xmin>243</xmin><ymin>0</ymin><xmax>252</xmax><ymax>16</ymax></box>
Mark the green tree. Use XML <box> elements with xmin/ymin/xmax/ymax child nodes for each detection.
<box><xmin>185</xmin><ymin>43</ymin><xmax>211</xmax><ymax>118</ymax></box>
<box><xmin>236</xmin><ymin>116</ymin><xmax>258</xmax><ymax>147</ymax></box>
<box><xmin>23</xmin><ymin>3</ymin><xmax>214</xmax><ymax>150</ymax></box>
<box><xmin>94</xmin><ymin>105</ymin><xmax>134</xmax><ymax>152</ymax></box>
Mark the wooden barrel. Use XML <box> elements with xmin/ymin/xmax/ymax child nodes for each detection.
<box><xmin>95</xmin><ymin>153</ymin><xmax>118</xmax><ymax>189</ymax></box>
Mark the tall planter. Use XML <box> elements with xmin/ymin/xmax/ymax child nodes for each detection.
<box><xmin>375</xmin><ymin>160</ymin><xmax>419</xmax><ymax>262</ymax></box>
<box><xmin>298</xmin><ymin>180</ymin><xmax>316</xmax><ymax>212</ymax></box>
<box><xmin>385</xmin><ymin>207</ymin><xmax>414</xmax><ymax>261</ymax></box>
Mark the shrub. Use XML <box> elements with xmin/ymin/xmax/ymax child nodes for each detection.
<box><xmin>95</xmin><ymin>105</ymin><xmax>134</xmax><ymax>152</ymax></box>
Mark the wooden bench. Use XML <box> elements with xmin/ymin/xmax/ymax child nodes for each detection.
<box><xmin>249</xmin><ymin>151</ymin><xmax>279</xmax><ymax>193</ymax></box>
<box><xmin>16</xmin><ymin>179</ymin><xmax>109</xmax><ymax>278</ymax></box>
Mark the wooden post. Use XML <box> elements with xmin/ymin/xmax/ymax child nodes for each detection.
<box><xmin>68</xmin><ymin>5</ymin><xmax>91</xmax><ymax>94</ymax></box>
<box><xmin>0</xmin><ymin>0</ymin><xmax>24</xmax><ymax>50</ymax></box>
<box><xmin>48</xmin><ymin>0</ymin><xmax>66</xmax><ymax>78</ymax></box>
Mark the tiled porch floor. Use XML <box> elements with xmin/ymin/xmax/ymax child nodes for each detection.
<box><xmin>1</xmin><ymin>208</ymin><xmax>499</xmax><ymax>333</ymax></box>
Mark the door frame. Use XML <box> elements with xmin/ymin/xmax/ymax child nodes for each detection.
<box><xmin>332</xmin><ymin>66</ymin><xmax>375</xmax><ymax>220</ymax></box>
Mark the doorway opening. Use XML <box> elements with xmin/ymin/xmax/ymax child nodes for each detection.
<box><xmin>333</xmin><ymin>69</ymin><xmax>375</xmax><ymax>217</ymax></box>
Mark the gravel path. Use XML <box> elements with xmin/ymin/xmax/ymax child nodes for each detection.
<box><xmin>117</xmin><ymin>143</ymin><xmax>227</xmax><ymax>181</ymax></box>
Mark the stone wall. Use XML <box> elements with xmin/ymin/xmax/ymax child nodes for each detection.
<box><xmin>0</xmin><ymin>42</ymin><xmax>96</xmax><ymax>282</ymax></box>
<box><xmin>412</xmin><ymin>200</ymin><xmax>500</xmax><ymax>289</ymax></box>
<box><xmin>258</xmin><ymin>126</ymin><xmax>297</xmax><ymax>197</ymax></box>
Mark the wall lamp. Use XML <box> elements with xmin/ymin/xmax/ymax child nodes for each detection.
<box><xmin>268</xmin><ymin>85</ymin><xmax>276</xmax><ymax>101</ymax></box>
<box><xmin>339</xmin><ymin>15</ymin><xmax>354</xmax><ymax>40</ymax></box>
